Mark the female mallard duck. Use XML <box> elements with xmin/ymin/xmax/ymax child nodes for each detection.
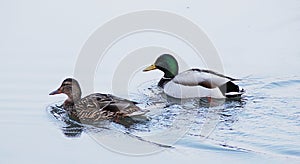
<box><xmin>143</xmin><ymin>54</ymin><xmax>244</xmax><ymax>99</ymax></box>
<box><xmin>49</xmin><ymin>78</ymin><xmax>143</xmax><ymax>124</ymax></box>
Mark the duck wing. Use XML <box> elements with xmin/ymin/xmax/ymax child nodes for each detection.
<box><xmin>78</xmin><ymin>93</ymin><xmax>141</xmax><ymax>114</ymax></box>
<box><xmin>71</xmin><ymin>94</ymin><xmax>117</xmax><ymax>121</ymax></box>
<box><xmin>104</xmin><ymin>94</ymin><xmax>141</xmax><ymax>115</ymax></box>
<box><xmin>172</xmin><ymin>69</ymin><xmax>238</xmax><ymax>88</ymax></box>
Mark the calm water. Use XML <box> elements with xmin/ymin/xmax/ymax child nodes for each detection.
<box><xmin>1</xmin><ymin>1</ymin><xmax>300</xmax><ymax>163</ymax></box>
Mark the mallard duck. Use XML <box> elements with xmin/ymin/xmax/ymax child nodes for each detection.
<box><xmin>49</xmin><ymin>78</ymin><xmax>143</xmax><ymax>125</ymax></box>
<box><xmin>143</xmin><ymin>54</ymin><xmax>244</xmax><ymax>99</ymax></box>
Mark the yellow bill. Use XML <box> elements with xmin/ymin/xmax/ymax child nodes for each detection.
<box><xmin>143</xmin><ymin>64</ymin><xmax>157</xmax><ymax>72</ymax></box>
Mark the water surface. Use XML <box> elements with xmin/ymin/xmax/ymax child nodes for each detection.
<box><xmin>1</xmin><ymin>1</ymin><xmax>300</xmax><ymax>163</ymax></box>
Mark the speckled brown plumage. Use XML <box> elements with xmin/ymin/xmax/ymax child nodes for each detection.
<box><xmin>49</xmin><ymin>78</ymin><xmax>141</xmax><ymax>124</ymax></box>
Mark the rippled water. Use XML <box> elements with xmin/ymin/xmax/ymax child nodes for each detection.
<box><xmin>47</xmin><ymin>76</ymin><xmax>300</xmax><ymax>159</ymax></box>
<box><xmin>184</xmin><ymin>76</ymin><xmax>300</xmax><ymax>157</ymax></box>
<box><xmin>2</xmin><ymin>1</ymin><xmax>300</xmax><ymax>163</ymax></box>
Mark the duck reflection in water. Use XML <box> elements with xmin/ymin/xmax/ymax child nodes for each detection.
<box><xmin>49</xmin><ymin>105</ymin><xmax>84</xmax><ymax>137</ymax></box>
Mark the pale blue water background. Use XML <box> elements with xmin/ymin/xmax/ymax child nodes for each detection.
<box><xmin>1</xmin><ymin>1</ymin><xmax>300</xmax><ymax>163</ymax></box>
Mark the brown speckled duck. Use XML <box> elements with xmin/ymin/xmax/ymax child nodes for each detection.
<box><xmin>49</xmin><ymin>78</ymin><xmax>143</xmax><ymax>125</ymax></box>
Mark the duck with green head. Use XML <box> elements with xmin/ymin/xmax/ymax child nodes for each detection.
<box><xmin>143</xmin><ymin>54</ymin><xmax>244</xmax><ymax>99</ymax></box>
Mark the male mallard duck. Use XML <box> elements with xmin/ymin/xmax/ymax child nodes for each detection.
<box><xmin>49</xmin><ymin>78</ymin><xmax>143</xmax><ymax>124</ymax></box>
<box><xmin>143</xmin><ymin>54</ymin><xmax>244</xmax><ymax>99</ymax></box>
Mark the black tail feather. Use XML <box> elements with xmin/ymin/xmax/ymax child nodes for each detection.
<box><xmin>218</xmin><ymin>81</ymin><xmax>240</xmax><ymax>95</ymax></box>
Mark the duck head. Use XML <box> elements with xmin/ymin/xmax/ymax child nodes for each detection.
<box><xmin>49</xmin><ymin>78</ymin><xmax>82</xmax><ymax>104</ymax></box>
<box><xmin>143</xmin><ymin>54</ymin><xmax>179</xmax><ymax>78</ymax></box>
<box><xmin>143</xmin><ymin>54</ymin><xmax>179</xmax><ymax>87</ymax></box>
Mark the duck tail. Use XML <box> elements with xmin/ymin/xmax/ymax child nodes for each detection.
<box><xmin>218</xmin><ymin>81</ymin><xmax>245</xmax><ymax>98</ymax></box>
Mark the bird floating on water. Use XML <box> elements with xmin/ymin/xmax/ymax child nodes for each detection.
<box><xmin>49</xmin><ymin>78</ymin><xmax>145</xmax><ymax>126</ymax></box>
<box><xmin>143</xmin><ymin>54</ymin><xmax>245</xmax><ymax>99</ymax></box>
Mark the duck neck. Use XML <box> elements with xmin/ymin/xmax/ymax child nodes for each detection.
<box><xmin>158</xmin><ymin>76</ymin><xmax>173</xmax><ymax>88</ymax></box>
<box><xmin>63</xmin><ymin>99</ymin><xmax>74</xmax><ymax>109</ymax></box>
<box><xmin>158</xmin><ymin>65</ymin><xmax>177</xmax><ymax>87</ymax></box>
<box><xmin>64</xmin><ymin>89</ymin><xmax>82</xmax><ymax>109</ymax></box>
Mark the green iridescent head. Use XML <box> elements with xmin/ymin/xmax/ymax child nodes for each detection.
<box><xmin>143</xmin><ymin>54</ymin><xmax>179</xmax><ymax>78</ymax></box>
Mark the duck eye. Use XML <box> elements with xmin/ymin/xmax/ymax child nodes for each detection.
<box><xmin>62</xmin><ymin>82</ymin><xmax>72</xmax><ymax>86</ymax></box>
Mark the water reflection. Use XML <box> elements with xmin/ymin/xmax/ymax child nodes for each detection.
<box><xmin>185</xmin><ymin>97</ymin><xmax>246</xmax><ymax>136</ymax></box>
<box><xmin>47</xmin><ymin>85</ymin><xmax>246</xmax><ymax>145</ymax></box>
<box><xmin>48</xmin><ymin>105</ymin><xmax>84</xmax><ymax>137</ymax></box>
<box><xmin>47</xmin><ymin>104</ymin><xmax>149</xmax><ymax>138</ymax></box>
<box><xmin>130</xmin><ymin>83</ymin><xmax>248</xmax><ymax>150</ymax></box>
<box><xmin>46</xmin><ymin>76</ymin><xmax>300</xmax><ymax>158</ymax></box>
